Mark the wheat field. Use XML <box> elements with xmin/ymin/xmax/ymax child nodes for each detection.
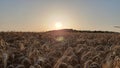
<box><xmin>0</xmin><ymin>29</ymin><xmax>120</xmax><ymax>68</ymax></box>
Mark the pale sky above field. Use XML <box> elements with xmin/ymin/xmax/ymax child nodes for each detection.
<box><xmin>0</xmin><ymin>0</ymin><xmax>120</xmax><ymax>32</ymax></box>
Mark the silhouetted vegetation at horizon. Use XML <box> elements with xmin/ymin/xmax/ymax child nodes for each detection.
<box><xmin>0</xmin><ymin>29</ymin><xmax>117</xmax><ymax>33</ymax></box>
<box><xmin>47</xmin><ymin>29</ymin><xmax>118</xmax><ymax>33</ymax></box>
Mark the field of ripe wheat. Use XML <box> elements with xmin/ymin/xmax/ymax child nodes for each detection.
<box><xmin>0</xmin><ymin>30</ymin><xmax>120</xmax><ymax>68</ymax></box>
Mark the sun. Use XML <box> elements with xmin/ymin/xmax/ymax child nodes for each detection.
<box><xmin>55</xmin><ymin>22</ymin><xmax>63</xmax><ymax>29</ymax></box>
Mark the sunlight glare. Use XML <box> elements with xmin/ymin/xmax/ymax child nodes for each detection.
<box><xmin>55</xmin><ymin>22</ymin><xmax>62</xmax><ymax>29</ymax></box>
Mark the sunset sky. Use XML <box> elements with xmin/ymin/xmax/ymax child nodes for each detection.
<box><xmin>0</xmin><ymin>0</ymin><xmax>120</xmax><ymax>32</ymax></box>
